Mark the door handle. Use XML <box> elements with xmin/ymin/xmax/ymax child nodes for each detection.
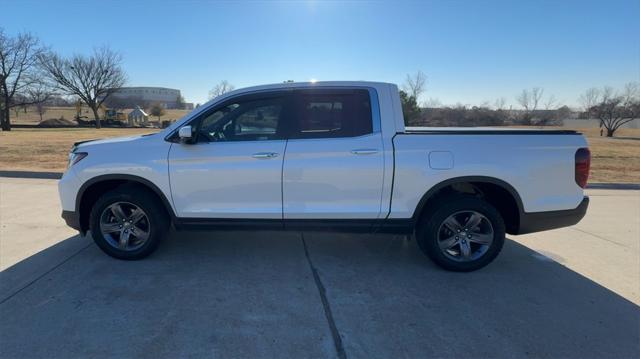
<box><xmin>351</xmin><ymin>149</ymin><xmax>379</xmax><ymax>155</ymax></box>
<box><xmin>252</xmin><ymin>152</ymin><xmax>279</xmax><ymax>159</ymax></box>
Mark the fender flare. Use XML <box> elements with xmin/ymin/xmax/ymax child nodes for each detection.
<box><xmin>411</xmin><ymin>176</ymin><xmax>525</xmax><ymax>220</ymax></box>
<box><xmin>75</xmin><ymin>174</ymin><xmax>177</xmax><ymax>220</ymax></box>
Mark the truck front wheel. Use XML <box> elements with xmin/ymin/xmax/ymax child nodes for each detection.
<box><xmin>416</xmin><ymin>196</ymin><xmax>505</xmax><ymax>272</ymax></box>
<box><xmin>89</xmin><ymin>188</ymin><xmax>168</xmax><ymax>260</ymax></box>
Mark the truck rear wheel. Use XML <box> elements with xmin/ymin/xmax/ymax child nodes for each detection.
<box><xmin>416</xmin><ymin>196</ymin><xmax>505</xmax><ymax>272</ymax></box>
<box><xmin>89</xmin><ymin>188</ymin><xmax>168</xmax><ymax>260</ymax></box>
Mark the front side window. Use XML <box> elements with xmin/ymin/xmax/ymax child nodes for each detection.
<box><xmin>195</xmin><ymin>95</ymin><xmax>284</xmax><ymax>142</ymax></box>
<box><xmin>291</xmin><ymin>90</ymin><xmax>373</xmax><ymax>139</ymax></box>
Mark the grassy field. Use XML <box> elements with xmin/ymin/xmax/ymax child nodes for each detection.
<box><xmin>0</xmin><ymin>127</ymin><xmax>638</xmax><ymax>183</ymax></box>
<box><xmin>0</xmin><ymin>128</ymin><xmax>160</xmax><ymax>172</ymax></box>
<box><xmin>10</xmin><ymin>106</ymin><xmax>191</xmax><ymax>124</ymax></box>
<box><xmin>577</xmin><ymin>128</ymin><xmax>639</xmax><ymax>183</ymax></box>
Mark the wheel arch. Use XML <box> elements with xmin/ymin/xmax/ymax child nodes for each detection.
<box><xmin>412</xmin><ymin>176</ymin><xmax>524</xmax><ymax>234</ymax></box>
<box><xmin>76</xmin><ymin>174</ymin><xmax>175</xmax><ymax>233</ymax></box>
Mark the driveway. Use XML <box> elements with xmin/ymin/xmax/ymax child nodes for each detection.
<box><xmin>1</xmin><ymin>177</ymin><xmax>638</xmax><ymax>358</ymax></box>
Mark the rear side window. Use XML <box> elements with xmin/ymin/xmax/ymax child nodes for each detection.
<box><xmin>291</xmin><ymin>89</ymin><xmax>373</xmax><ymax>139</ymax></box>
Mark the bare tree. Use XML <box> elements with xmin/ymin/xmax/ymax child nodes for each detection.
<box><xmin>403</xmin><ymin>70</ymin><xmax>427</xmax><ymax>101</ymax></box>
<box><xmin>39</xmin><ymin>47</ymin><xmax>126</xmax><ymax>128</ymax></box>
<box><xmin>27</xmin><ymin>79</ymin><xmax>54</xmax><ymax>122</ymax></box>
<box><xmin>516</xmin><ymin>87</ymin><xmax>544</xmax><ymax>124</ymax></box>
<box><xmin>494</xmin><ymin>97</ymin><xmax>507</xmax><ymax>110</ymax></box>
<box><xmin>588</xmin><ymin>82</ymin><xmax>640</xmax><ymax>137</ymax></box>
<box><xmin>622</xmin><ymin>82</ymin><xmax>639</xmax><ymax>104</ymax></box>
<box><xmin>424</xmin><ymin>97</ymin><xmax>442</xmax><ymax>108</ymax></box>
<box><xmin>543</xmin><ymin>94</ymin><xmax>557</xmax><ymax>110</ymax></box>
<box><xmin>209</xmin><ymin>80</ymin><xmax>235</xmax><ymax>100</ymax></box>
<box><xmin>578</xmin><ymin>87</ymin><xmax>600</xmax><ymax>117</ymax></box>
<box><xmin>537</xmin><ymin>95</ymin><xmax>564</xmax><ymax>126</ymax></box>
<box><xmin>0</xmin><ymin>29</ymin><xmax>47</xmax><ymax>131</ymax></box>
<box><xmin>600</xmin><ymin>86</ymin><xmax>615</xmax><ymax>101</ymax></box>
<box><xmin>35</xmin><ymin>103</ymin><xmax>46</xmax><ymax>121</ymax></box>
<box><xmin>12</xmin><ymin>102</ymin><xmax>22</xmax><ymax>119</ymax></box>
<box><xmin>516</xmin><ymin>87</ymin><xmax>544</xmax><ymax>112</ymax></box>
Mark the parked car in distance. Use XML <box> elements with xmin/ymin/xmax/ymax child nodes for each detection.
<box><xmin>59</xmin><ymin>81</ymin><xmax>590</xmax><ymax>271</ymax></box>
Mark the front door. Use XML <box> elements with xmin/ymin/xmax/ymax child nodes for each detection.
<box><xmin>168</xmin><ymin>92</ymin><xmax>289</xmax><ymax>218</ymax></box>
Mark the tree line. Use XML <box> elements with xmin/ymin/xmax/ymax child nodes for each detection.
<box><xmin>401</xmin><ymin>71</ymin><xmax>639</xmax><ymax>137</ymax></box>
<box><xmin>0</xmin><ymin>29</ymin><xmax>197</xmax><ymax>131</ymax></box>
<box><xmin>1</xmin><ymin>29</ymin><xmax>129</xmax><ymax>130</ymax></box>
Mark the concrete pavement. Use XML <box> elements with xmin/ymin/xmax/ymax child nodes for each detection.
<box><xmin>1</xmin><ymin>177</ymin><xmax>638</xmax><ymax>358</ymax></box>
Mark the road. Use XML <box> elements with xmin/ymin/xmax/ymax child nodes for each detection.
<box><xmin>1</xmin><ymin>177</ymin><xmax>638</xmax><ymax>358</ymax></box>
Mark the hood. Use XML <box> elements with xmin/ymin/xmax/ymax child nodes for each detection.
<box><xmin>74</xmin><ymin>133</ymin><xmax>156</xmax><ymax>150</ymax></box>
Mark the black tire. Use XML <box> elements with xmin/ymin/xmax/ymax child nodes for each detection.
<box><xmin>416</xmin><ymin>196</ymin><xmax>505</xmax><ymax>272</ymax></box>
<box><xmin>89</xmin><ymin>187</ymin><xmax>169</xmax><ymax>260</ymax></box>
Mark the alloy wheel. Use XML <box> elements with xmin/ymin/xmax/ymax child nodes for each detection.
<box><xmin>437</xmin><ymin>210</ymin><xmax>494</xmax><ymax>262</ymax></box>
<box><xmin>99</xmin><ymin>202</ymin><xmax>151</xmax><ymax>251</ymax></box>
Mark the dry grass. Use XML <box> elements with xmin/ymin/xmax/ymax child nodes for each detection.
<box><xmin>10</xmin><ymin>106</ymin><xmax>190</xmax><ymax>124</ymax></box>
<box><xmin>0</xmin><ymin>127</ymin><xmax>638</xmax><ymax>183</ymax></box>
<box><xmin>0</xmin><ymin>128</ymin><xmax>159</xmax><ymax>172</ymax></box>
<box><xmin>577</xmin><ymin>128</ymin><xmax>640</xmax><ymax>183</ymax></box>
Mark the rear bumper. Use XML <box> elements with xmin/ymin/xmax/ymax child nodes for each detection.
<box><xmin>61</xmin><ymin>210</ymin><xmax>81</xmax><ymax>231</ymax></box>
<box><xmin>517</xmin><ymin>196</ymin><xmax>589</xmax><ymax>234</ymax></box>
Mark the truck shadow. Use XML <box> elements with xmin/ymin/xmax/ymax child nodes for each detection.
<box><xmin>303</xmin><ymin>232</ymin><xmax>640</xmax><ymax>357</ymax></box>
<box><xmin>1</xmin><ymin>231</ymin><xmax>638</xmax><ymax>358</ymax></box>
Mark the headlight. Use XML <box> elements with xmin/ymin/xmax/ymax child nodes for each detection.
<box><xmin>68</xmin><ymin>152</ymin><xmax>88</xmax><ymax>168</ymax></box>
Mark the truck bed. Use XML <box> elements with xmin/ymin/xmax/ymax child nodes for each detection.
<box><xmin>389</xmin><ymin>130</ymin><xmax>588</xmax><ymax>219</ymax></box>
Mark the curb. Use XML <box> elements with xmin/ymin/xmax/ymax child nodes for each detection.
<box><xmin>586</xmin><ymin>183</ymin><xmax>640</xmax><ymax>190</ymax></box>
<box><xmin>0</xmin><ymin>171</ymin><xmax>63</xmax><ymax>180</ymax></box>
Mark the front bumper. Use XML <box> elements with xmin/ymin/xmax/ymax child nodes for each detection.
<box><xmin>517</xmin><ymin>196</ymin><xmax>589</xmax><ymax>234</ymax></box>
<box><xmin>61</xmin><ymin>210</ymin><xmax>81</xmax><ymax>231</ymax></box>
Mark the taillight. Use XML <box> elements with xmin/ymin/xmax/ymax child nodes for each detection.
<box><xmin>575</xmin><ymin>148</ymin><xmax>590</xmax><ymax>188</ymax></box>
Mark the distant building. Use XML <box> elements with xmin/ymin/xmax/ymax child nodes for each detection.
<box><xmin>127</xmin><ymin>106</ymin><xmax>149</xmax><ymax>126</ymax></box>
<box><xmin>106</xmin><ymin>87</ymin><xmax>185</xmax><ymax>109</ymax></box>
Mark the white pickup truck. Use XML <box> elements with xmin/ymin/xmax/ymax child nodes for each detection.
<box><xmin>59</xmin><ymin>81</ymin><xmax>590</xmax><ymax>271</ymax></box>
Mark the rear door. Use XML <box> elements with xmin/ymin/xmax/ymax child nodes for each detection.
<box><xmin>168</xmin><ymin>91</ymin><xmax>290</xmax><ymax>218</ymax></box>
<box><xmin>282</xmin><ymin>88</ymin><xmax>385</xmax><ymax>220</ymax></box>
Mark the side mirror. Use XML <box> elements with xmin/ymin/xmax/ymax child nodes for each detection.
<box><xmin>178</xmin><ymin>125</ymin><xmax>194</xmax><ymax>143</ymax></box>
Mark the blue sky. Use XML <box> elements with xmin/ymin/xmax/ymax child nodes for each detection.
<box><xmin>4</xmin><ymin>0</ymin><xmax>639</xmax><ymax>107</ymax></box>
